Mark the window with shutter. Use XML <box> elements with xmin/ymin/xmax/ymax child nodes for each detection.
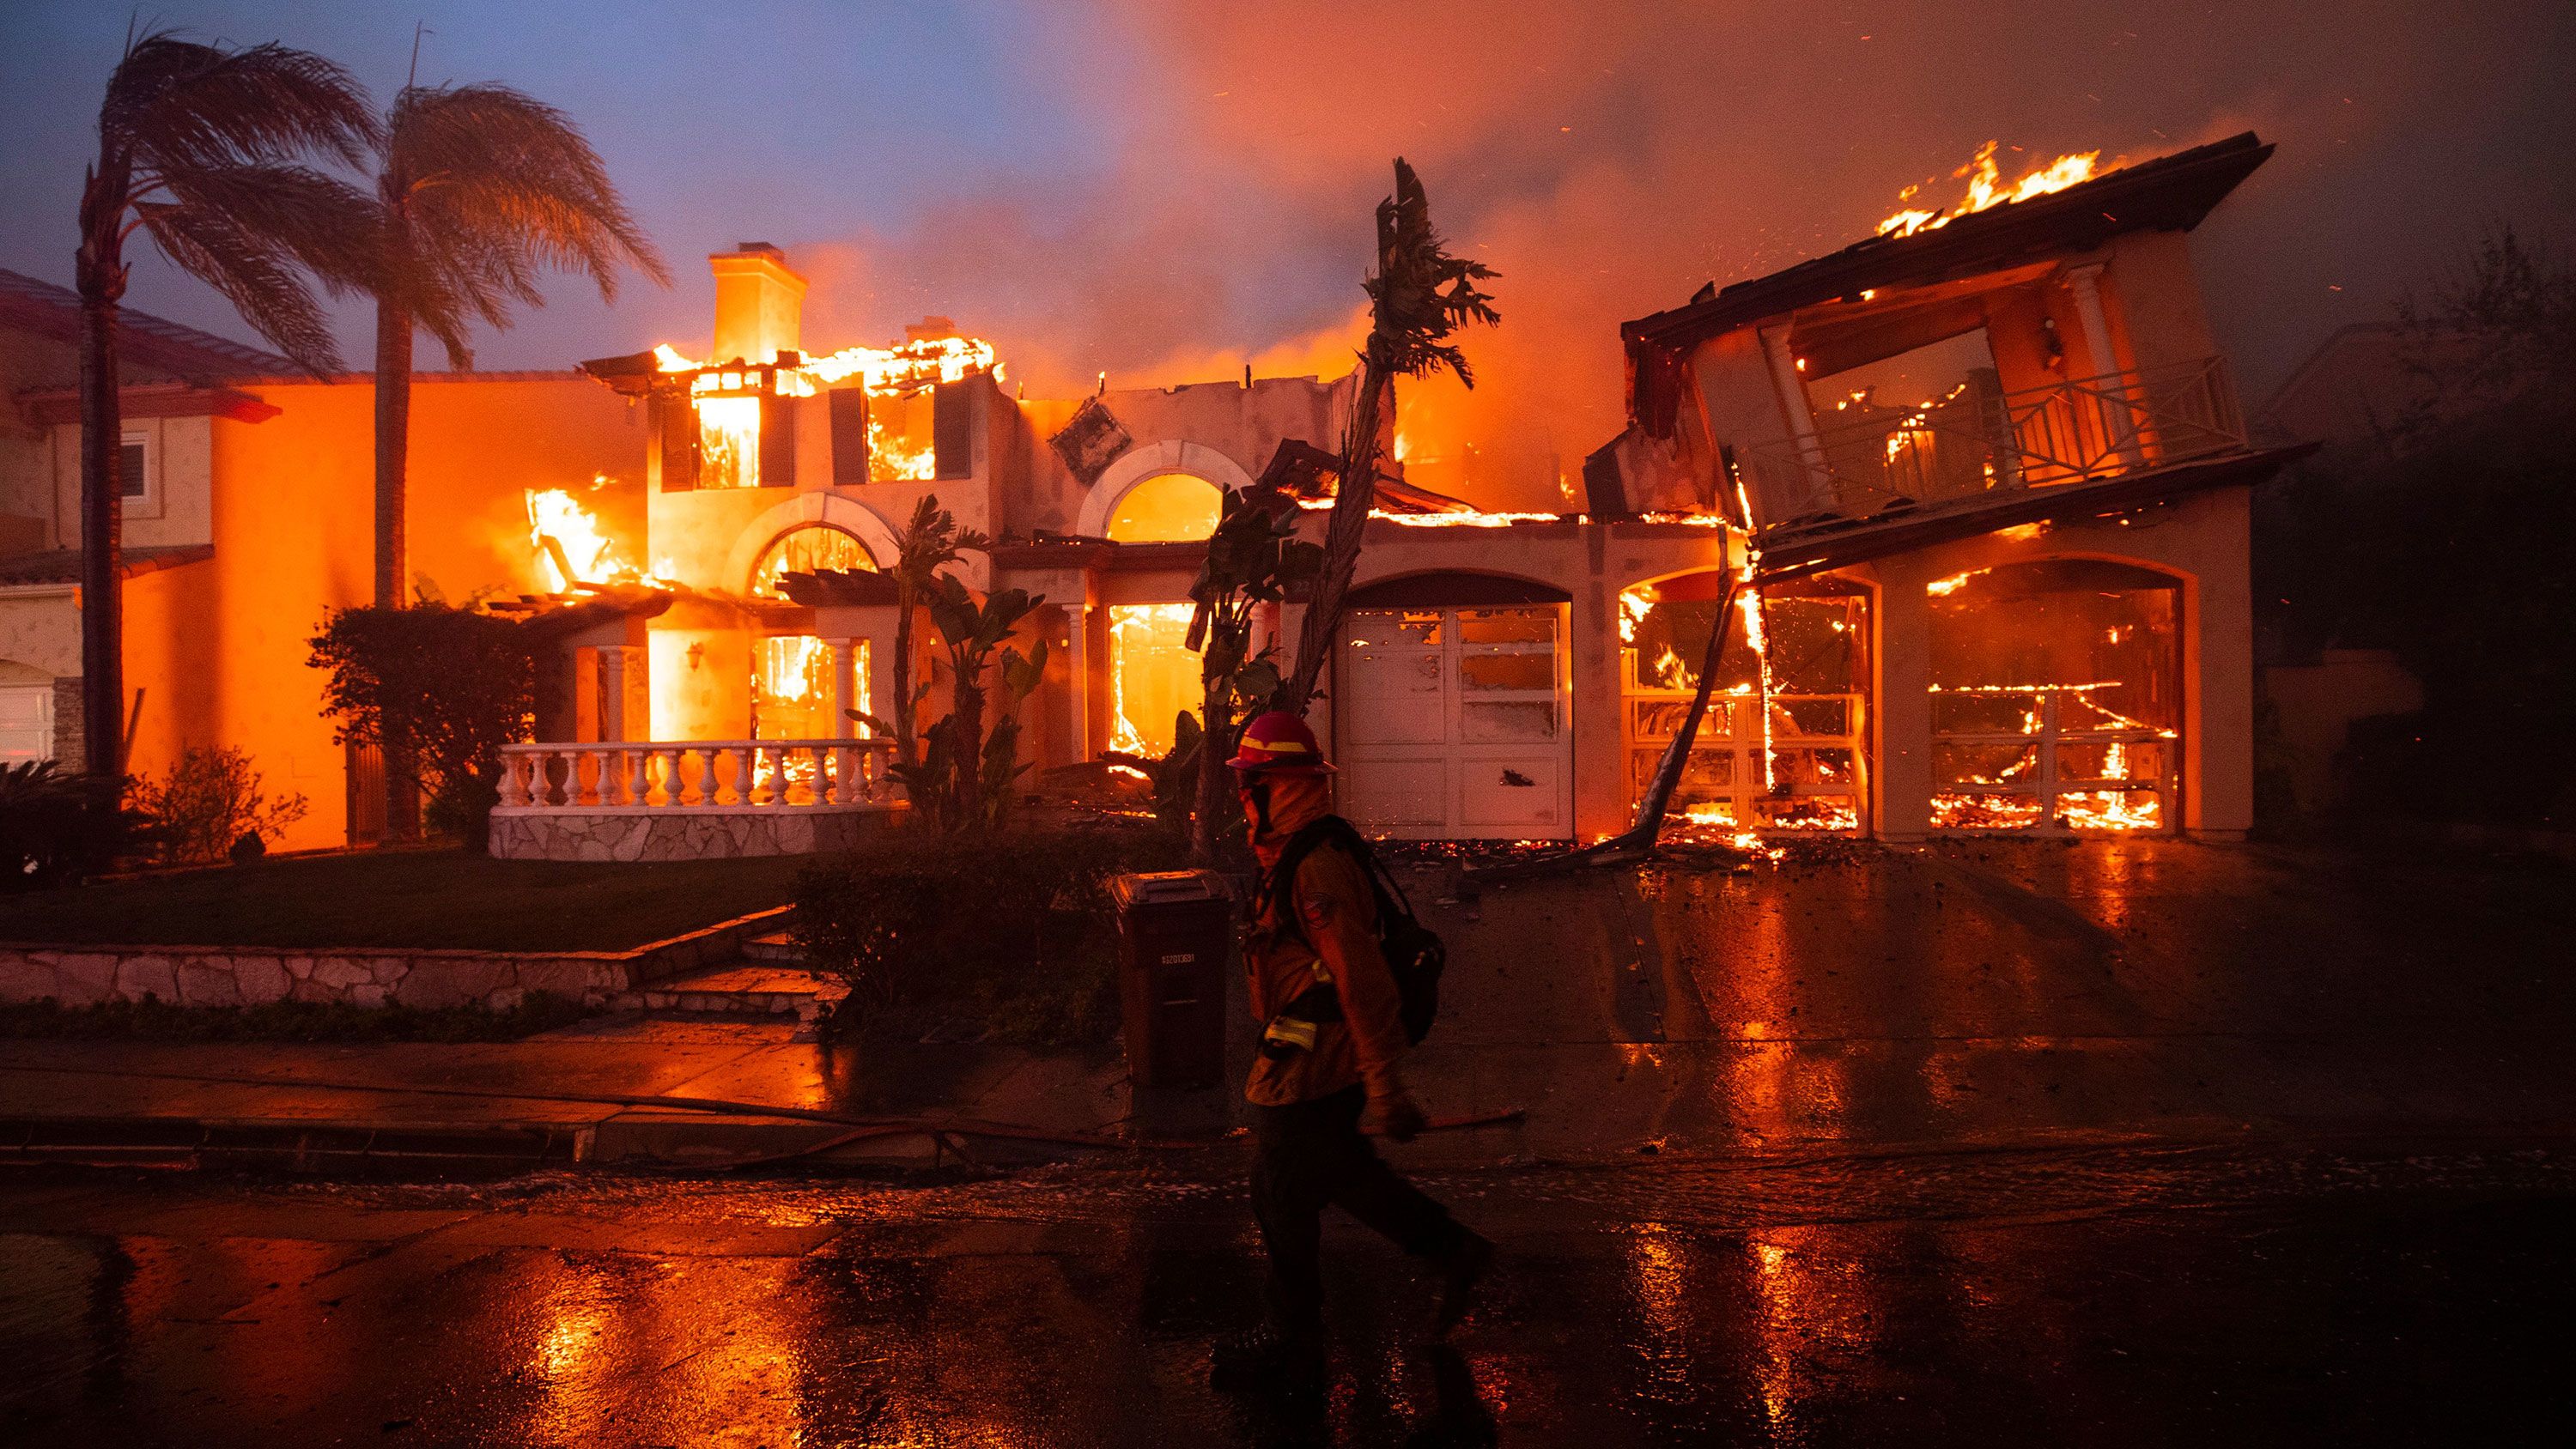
<box><xmin>658</xmin><ymin>396</ymin><xmax>698</xmax><ymax>492</ymax></box>
<box><xmin>118</xmin><ymin>435</ymin><xmax>148</xmax><ymax>500</ymax></box>
<box><xmin>829</xmin><ymin>388</ymin><xmax>868</xmax><ymax>486</ymax></box>
<box><xmin>932</xmin><ymin>382</ymin><xmax>973</xmax><ymax>480</ymax></box>
<box><xmin>758</xmin><ymin>393</ymin><xmax>798</xmax><ymax>488</ymax></box>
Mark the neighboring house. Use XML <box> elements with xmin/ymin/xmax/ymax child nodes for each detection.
<box><xmin>0</xmin><ymin>268</ymin><xmax>641</xmax><ymax>848</ymax></box>
<box><xmin>495</xmin><ymin>137</ymin><xmax>2301</xmax><ymax>856</ymax></box>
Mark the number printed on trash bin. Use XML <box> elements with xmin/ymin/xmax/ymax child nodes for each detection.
<box><xmin>1161</xmin><ymin>953</ymin><xmax>1196</xmax><ymax>965</ymax></box>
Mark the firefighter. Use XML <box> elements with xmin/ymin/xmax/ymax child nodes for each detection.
<box><xmin>1210</xmin><ymin>709</ymin><xmax>1492</xmax><ymax>1397</ymax></box>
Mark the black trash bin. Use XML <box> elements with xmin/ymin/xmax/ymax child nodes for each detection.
<box><xmin>1108</xmin><ymin>870</ymin><xmax>1231</xmax><ymax>1090</ymax></box>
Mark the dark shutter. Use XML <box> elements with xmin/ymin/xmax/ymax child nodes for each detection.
<box><xmin>657</xmin><ymin>396</ymin><xmax>698</xmax><ymax>492</ymax></box>
<box><xmin>118</xmin><ymin>440</ymin><xmax>147</xmax><ymax>498</ymax></box>
<box><xmin>759</xmin><ymin>392</ymin><xmax>799</xmax><ymax>488</ymax></box>
<box><xmin>933</xmin><ymin>382</ymin><xmax>973</xmax><ymax>480</ymax></box>
<box><xmin>829</xmin><ymin>387</ymin><xmax>869</xmax><ymax>485</ymax></box>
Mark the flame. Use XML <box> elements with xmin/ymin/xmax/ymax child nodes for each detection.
<box><xmin>1925</xmin><ymin>569</ymin><xmax>1983</xmax><ymax>597</ymax></box>
<box><xmin>1879</xmin><ymin>142</ymin><xmax>2104</xmax><ymax>239</ymax></box>
<box><xmin>1107</xmin><ymin>602</ymin><xmax>1198</xmax><ymax>758</ymax></box>
<box><xmin>648</xmin><ymin>332</ymin><xmax>996</xmax><ymax>488</ymax></box>
<box><xmin>1370</xmin><ymin>509</ymin><xmax>1566</xmax><ymax>527</ymax></box>
<box><xmin>524</xmin><ymin>483</ymin><xmax>669</xmax><ymax>593</ymax></box>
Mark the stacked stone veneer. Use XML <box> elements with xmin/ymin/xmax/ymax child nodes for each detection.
<box><xmin>0</xmin><ymin>906</ymin><xmax>787</xmax><ymax>1014</ymax></box>
<box><xmin>488</xmin><ymin>805</ymin><xmax>900</xmax><ymax>861</ymax></box>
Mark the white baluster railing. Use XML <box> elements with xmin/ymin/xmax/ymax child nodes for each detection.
<box><xmin>491</xmin><ymin>739</ymin><xmax>897</xmax><ymax>812</ymax></box>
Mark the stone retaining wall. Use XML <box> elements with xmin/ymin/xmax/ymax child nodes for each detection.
<box><xmin>0</xmin><ymin>906</ymin><xmax>788</xmax><ymax>1014</ymax></box>
<box><xmin>489</xmin><ymin>806</ymin><xmax>900</xmax><ymax>861</ymax></box>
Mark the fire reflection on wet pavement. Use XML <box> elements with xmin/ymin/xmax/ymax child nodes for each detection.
<box><xmin>2</xmin><ymin>1138</ymin><xmax>2570</xmax><ymax>1446</ymax></box>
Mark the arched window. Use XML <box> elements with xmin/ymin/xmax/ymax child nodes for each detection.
<box><xmin>750</xmin><ymin>524</ymin><xmax>872</xmax><ymax>598</ymax></box>
<box><xmin>1927</xmin><ymin>559</ymin><xmax>2179</xmax><ymax>833</ymax></box>
<box><xmin>1104</xmin><ymin>472</ymin><xmax>1222</xmax><ymax>543</ymax></box>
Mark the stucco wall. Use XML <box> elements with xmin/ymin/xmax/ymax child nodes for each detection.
<box><xmin>0</xmin><ymin>590</ymin><xmax>80</xmax><ymax>677</ymax></box>
<box><xmin>91</xmin><ymin>374</ymin><xmax>640</xmax><ymax>850</ymax></box>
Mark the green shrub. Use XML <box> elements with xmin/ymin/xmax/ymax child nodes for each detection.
<box><xmin>792</xmin><ymin>823</ymin><xmax>1190</xmax><ymax>1046</ymax></box>
<box><xmin>130</xmin><ymin>746</ymin><xmax>310</xmax><ymax>864</ymax></box>
<box><xmin>308</xmin><ymin>603</ymin><xmax>537</xmax><ymax>845</ymax></box>
<box><xmin>0</xmin><ymin>761</ymin><xmax>148</xmax><ymax>891</ymax></box>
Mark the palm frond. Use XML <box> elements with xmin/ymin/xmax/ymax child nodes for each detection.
<box><xmin>379</xmin><ymin>82</ymin><xmax>668</xmax><ymax>367</ymax></box>
<box><xmin>1364</xmin><ymin>157</ymin><xmax>1501</xmax><ymax>387</ymax></box>
<box><xmin>103</xmin><ymin>31</ymin><xmax>378</xmax><ymax>174</ymax></box>
<box><xmin>155</xmin><ymin>164</ymin><xmax>380</xmax><ymax>297</ymax></box>
<box><xmin>137</xmin><ymin>200</ymin><xmax>346</xmax><ymax>374</ymax></box>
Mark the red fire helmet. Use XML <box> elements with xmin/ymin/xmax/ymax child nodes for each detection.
<box><xmin>1226</xmin><ymin>710</ymin><xmax>1336</xmax><ymax>774</ymax></box>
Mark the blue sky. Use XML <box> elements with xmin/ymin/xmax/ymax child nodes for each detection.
<box><xmin>4</xmin><ymin>1</ymin><xmax>2572</xmax><ymax>504</ymax></box>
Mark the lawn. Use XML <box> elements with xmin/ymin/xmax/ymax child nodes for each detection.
<box><xmin>1</xmin><ymin>849</ymin><xmax>813</xmax><ymax>952</ymax></box>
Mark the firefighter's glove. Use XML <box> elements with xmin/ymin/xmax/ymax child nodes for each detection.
<box><xmin>1374</xmin><ymin>1091</ymin><xmax>1427</xmax><ymax>1144</ymax></box>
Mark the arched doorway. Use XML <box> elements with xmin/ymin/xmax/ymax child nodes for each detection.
<box><xmin>1335</xmin><ymin>572</ymin><xmax>1574</xmax><ymax>840</ymax></box>
<box><xmin>1619</xmin><ymin>571</ymin><xmax>1871</xmax><ymax>834</ymax></box>
<box><xmin>750</xmin><ymin>524</ymin><xmax>875</xmax><ymax>741</ymax></box>
<box><xmin>1926</xmin><ymin>558</ymin><xmax>2180</xmax><ymax>832</ymax></box>
<box><xmin>1104</xmin><ymin>472</ymin><xmax>1224</xmax><ymax>543</ymax></box>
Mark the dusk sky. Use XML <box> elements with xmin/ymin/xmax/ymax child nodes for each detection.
<box><xmin>4</xmin><ymin>1</ymin><xmax>2571</xmax><ymax>505</ymax></box>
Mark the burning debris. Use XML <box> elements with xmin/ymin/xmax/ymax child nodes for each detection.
<box><xmin>523</xmin><ymin>482</ymin><xmax>667</xmax><ymax>594</ymax></box>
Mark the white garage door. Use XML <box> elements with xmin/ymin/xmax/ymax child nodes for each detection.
<box><xmin>1337</xmin><ymin>605</ymin><xmax>1572</xmax><ymax>840</ymax></box>
<box><xmin>0</xmin><ymin>684</ymin><xmax>53</xmax><ymax>766</ymax></box>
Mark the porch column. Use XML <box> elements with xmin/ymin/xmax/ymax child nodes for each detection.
<box><xmin>824</xmin><ymin>638</ymin><xmax>860</xmax><ymax>738</ymax></box>
<box><xmin>1759</xmin><ymin>324</ymin><xmax>1828</xmax><ymax>478</ymax></box>
<box><xmin>2185</xmin><ymin>490</ymin><xmax>2255</xmax><ymax>840</ymax></box>
<box><xmin>1868</xmin><ymin>557</ymin><xmax>1935</xmax><ymax>842</ymax></box>
<box><xmin>2063</xmin><ymin>264</ymin><xmax>2145</xmax><ymax>468</ymax></box>
<box><xmin>1064</xmin><ymin>603</ymin><xmax>1090</xmax><ymax>761</ymax></box>
<box><xmin>596</xmin><ymin>646</ymin><xmax>646</xmax><ymax>743</ymax></box>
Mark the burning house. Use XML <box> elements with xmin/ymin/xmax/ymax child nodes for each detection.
<box><xmin>478</xmin><ymin>136</ymin><xmax>2302</xmax><ymax>856</ymax></box>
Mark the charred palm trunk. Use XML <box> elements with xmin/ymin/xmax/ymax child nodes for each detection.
<box><xmin>1616</xmin><ymin>575</ymin><xmax>1741</xmax><ymax>847</ymax></box>
<box><xmin>75</xmin><ymin>258</ymin><xmax>125</xmax><ymax>778</ymax></box>
<box><xmin>1279</xmin><ymin>363</ymin><xmax>1388</xmax><ymax>712</ymax></box>
<box><xmin>374</xmin><ymin>300</ymin><xmax>422</xmax><ymax>840</ymax></box>
<box><xmin>373</xmin><ymin>298</ymin><xmax>411</xmax><ymax>605</ymax></box>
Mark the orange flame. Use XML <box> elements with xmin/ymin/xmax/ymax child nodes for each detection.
<box><xmin>1879</xmin><ymin>142</ymin><xmax>2104</xmax><ymax>239</ymax></box>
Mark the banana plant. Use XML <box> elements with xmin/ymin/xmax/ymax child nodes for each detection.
<box><xmin>1185</xmin><ymin>486</ymin><xmax>1321</xmax><ymax>858</ymax></box>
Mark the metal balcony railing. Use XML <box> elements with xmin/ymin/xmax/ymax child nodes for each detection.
<box><xmin>1740</xmin><ymin>355</ymin><xmax>2249</xmax><ymax>526</ymax></box>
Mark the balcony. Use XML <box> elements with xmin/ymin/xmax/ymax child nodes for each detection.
<box><xmin>489</xmin><ymin>738</ymin><xmax>902</xmax><ymax>860</ymax></box>
<box><xmin>1741</xmin><ymin>356</ymin><xmax>2249</xmax><ymax>532</ymax></box>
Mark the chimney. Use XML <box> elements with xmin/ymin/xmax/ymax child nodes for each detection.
<box><xmin>708</xmin><ymin>242</ymin><xmax>806</xmax><ymax>365</ymax></box>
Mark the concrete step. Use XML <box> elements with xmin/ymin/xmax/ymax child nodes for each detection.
<box><xmin>606</xmin><ymin>960</ymin><xmax>846</xmax><ymax>1026</ymax></box>
<box><xmin>741</xmin><ymin>930</ymin><xmax>805</xmax><ymax>965</ymax></box>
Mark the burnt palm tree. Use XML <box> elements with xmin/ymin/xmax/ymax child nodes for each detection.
<box><xmin>367</xmin><ymin>82</ymin><xmax>668</xmax><ymax>605</ymax></box>
<box><xmin>74</xmin><ymin>32</ymin><xmax>379</xmax><ymax>774</ymax></box>
<box><xmin>1279</xmin><ymin>157</ymin><xmax>1498</xmax><ymax>712</ymax></box>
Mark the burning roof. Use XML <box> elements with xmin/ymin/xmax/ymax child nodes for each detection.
<box><xmin>1621</xmin><ymin>131</ymin><xmax>2275</xmax><ymax>439</ymax></box>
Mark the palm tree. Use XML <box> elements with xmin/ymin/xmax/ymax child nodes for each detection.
<box><xmin>74</xmin><ymin>32</ymin><xmax>379</xmax><ymax>775</ymax></box>
<box><xmin>367</xmin><ymin>82</ymin><xmax>669</xmax><ymax>606</ymax></box>
<box><xmin>1277</xmin><ymin>158</ymin><xmax>1498</xmax><ymax>712</ymax></box>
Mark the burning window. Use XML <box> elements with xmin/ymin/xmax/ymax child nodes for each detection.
<box><xmin>1108</xmin><ymin>603</ymin><xmax>1199</xmax><ymax>757</ymax></box>
<box><xmin>1106</xmin><ymin>473</ymin><xmax>1223</xmax><ymax>543</ymax></box>
<box><xmin>1928</xmin><ymin>559</ymin><xmax>2178</xmax><ymax>832</ymax></box>
<box><xmin>1800</xmin><ymin>330</ymin><xmax>2004</xmax><ymax>509</ymax></box>
<box><xmin>868</xmin><ymin>389</ymin><xmax>937</xmax><ymax>482</ymax></box>
<box><xmin>1620</xmin><ymin>573</ymin><xmax>1869</xmax><ymax>834</ymax></box>
<box><xmin>750</xmin><ymin>524</ymin><xmax>872</xmax><ymax>599</ymax></box>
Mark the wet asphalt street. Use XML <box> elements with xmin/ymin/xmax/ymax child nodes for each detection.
<box><xmin>4</xmin><ymin>838</ymin><xmax>2574</xmax><ymax>1445</ymax></box>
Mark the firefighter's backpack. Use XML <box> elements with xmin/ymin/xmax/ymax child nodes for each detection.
<box><xmin>1265</xmin><ymin>816</ymin><xmax>1447</xmax><ymax>1045</ymax></box>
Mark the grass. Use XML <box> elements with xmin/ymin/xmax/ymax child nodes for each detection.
<box><xmin>2</xmin><ymin>849</ymin><xmax>811</xmax><ymax>952</ymax></box>
<box><xmin>0</xmin><ymin>991</ymin><xmax>593</xmax><ymax>1043</ymax></box>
